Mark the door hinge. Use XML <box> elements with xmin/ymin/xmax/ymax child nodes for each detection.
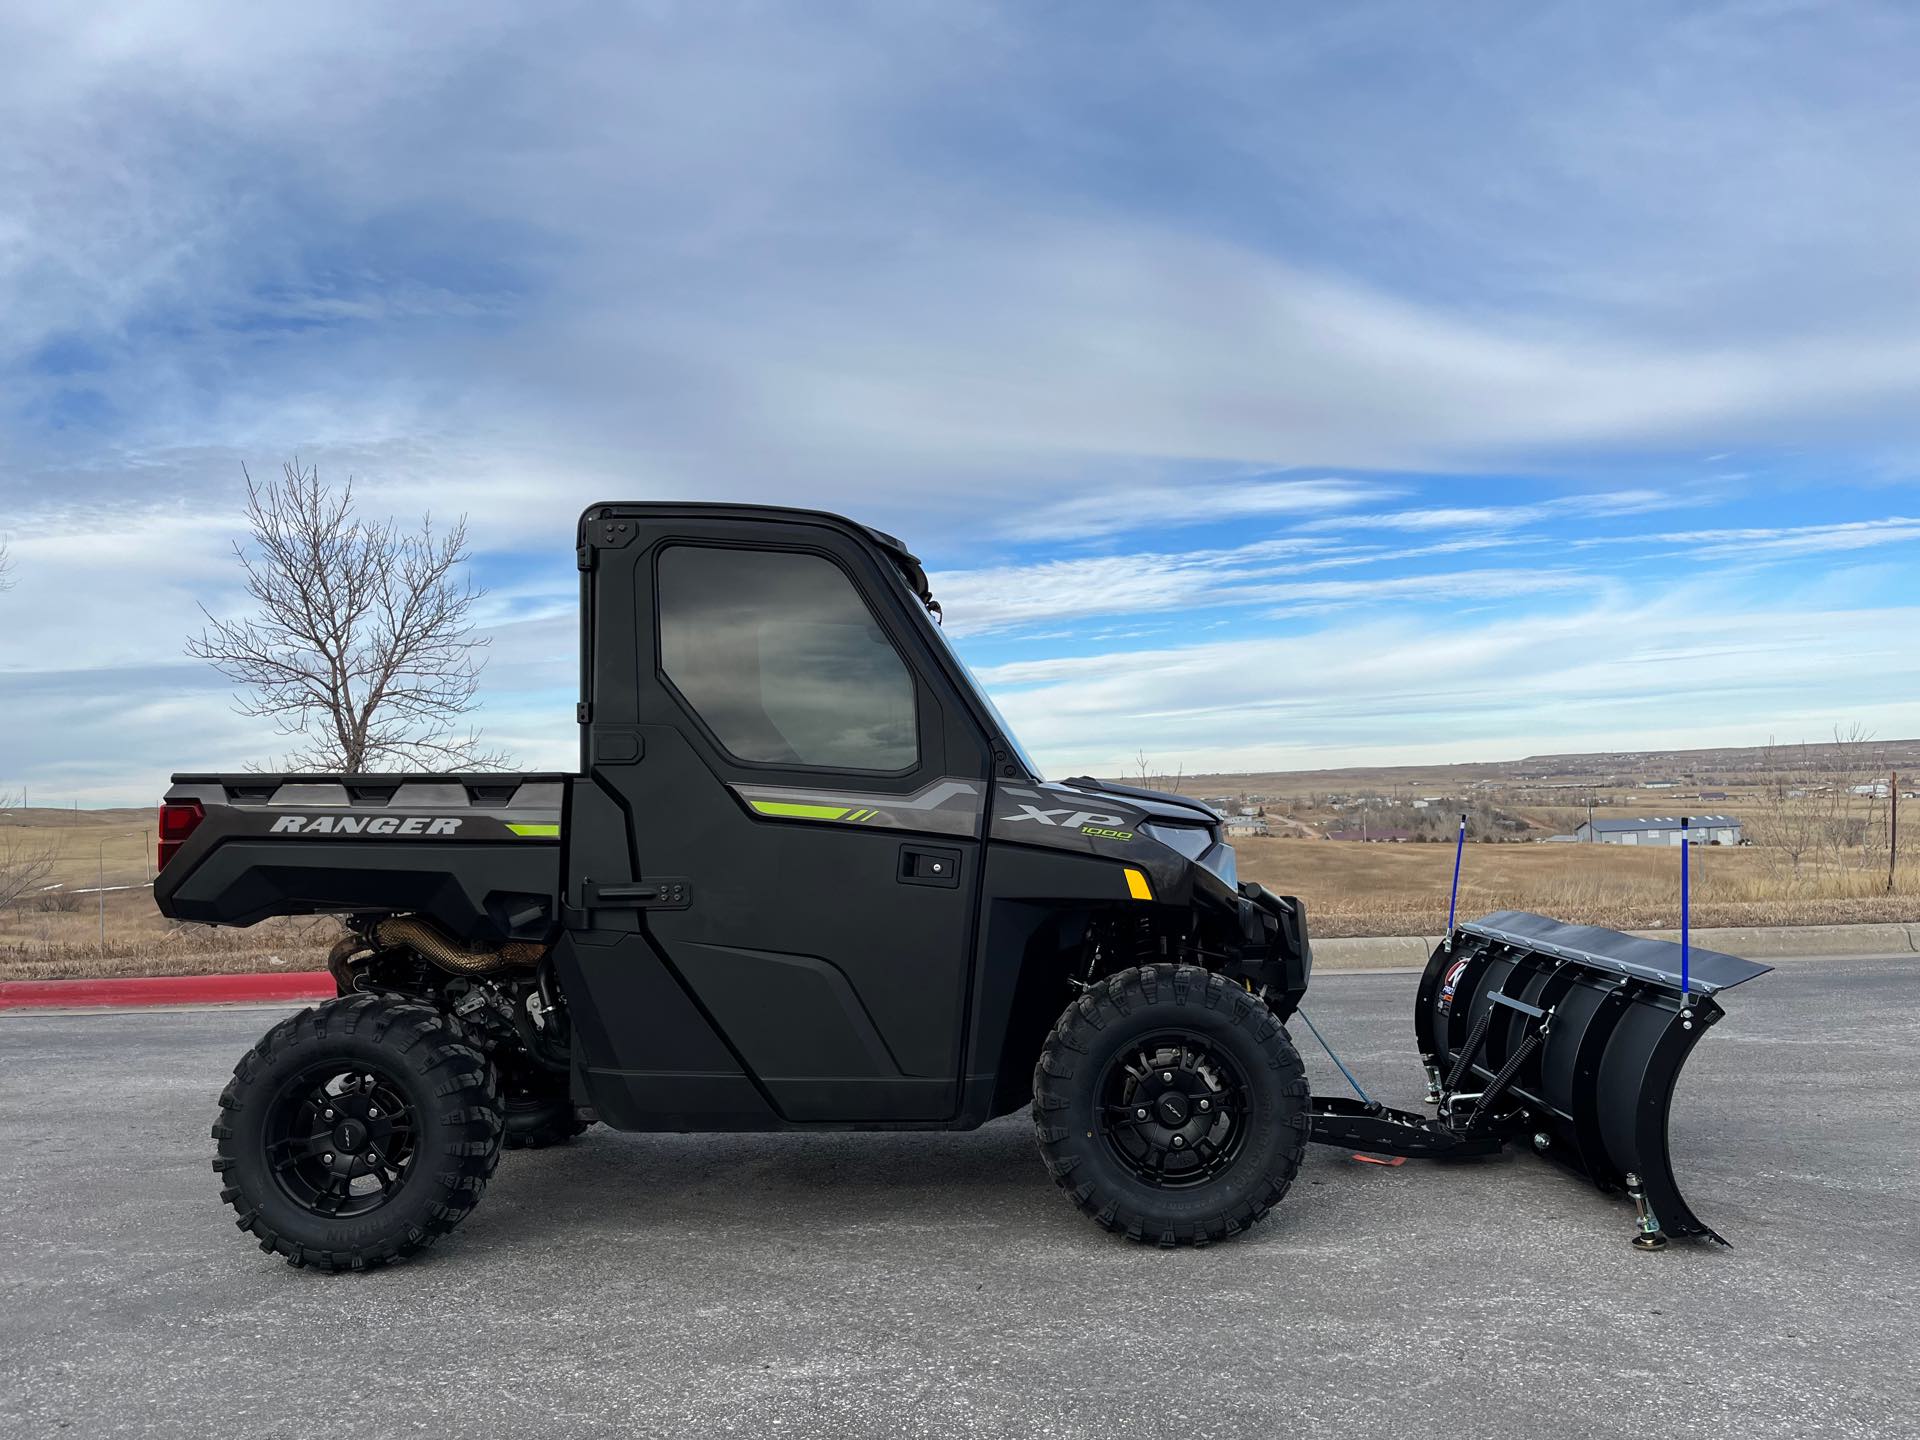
<box><xmin>576</xmin><ymin>544</ymin><xmax>594</xmax><ymax>572</ymax></box>
<box><xmin>576</xmin><ymin>702</ymin><xmax>592</xmax><ymax>725</ymax></box>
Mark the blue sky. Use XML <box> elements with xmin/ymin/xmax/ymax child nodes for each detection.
<box><xmin>3</xmin><ymin>2</ymin><xmax>1919</xmax><ymax>803</ymax></box>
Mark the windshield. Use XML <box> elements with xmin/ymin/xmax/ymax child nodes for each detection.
<box><xmin>924</xmin><ymin>619</ymin><xmax>1044</xmax><ymax>778</ymax></box>
<box><xmin>889</xmin><ymin>564</ymin><xmax>1045</xmax><ymax>780</ymax></box>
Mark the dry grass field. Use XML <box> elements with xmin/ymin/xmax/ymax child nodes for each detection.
<box><xmin>0</xmin><ymin>808</ymin><xmax>334</xmax><ymax>982</ymax></box>
<box><xmin>1233</xmin><ymin>835</ymin><xmax>1920</xmax><ymax>938</ymax></box>
<box><xmin>4</xmin><ymin>774</ymin><xmax>1917</xmax><ymax>980</ymax></box>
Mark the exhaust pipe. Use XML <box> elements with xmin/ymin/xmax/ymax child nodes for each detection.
<box><xmin>371</xmin><ymin>916</ymin><xmax>547</xmax><ymax>975</ymax></box>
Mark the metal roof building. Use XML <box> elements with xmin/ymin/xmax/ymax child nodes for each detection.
<box><xmin>1573</xmin><ymin>815</ymin><xmax>1741</xmax><ymax>846</ymax></box>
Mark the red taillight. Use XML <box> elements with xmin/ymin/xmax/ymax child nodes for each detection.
<box><xmin>157</xmin><ymin>800</ymin><xmax>204</xmax><ymax>871</ymax></box>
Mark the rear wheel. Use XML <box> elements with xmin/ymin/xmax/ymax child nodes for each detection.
<box><xmin>1032</xmin><ymin>964</ymin><xmax>1310</xmax><ymax>1246</ymax></box>
<box><xmin>211</xmin><ymin>995</ymin><xmax>503</xmax><ymax>1270</ymax></box>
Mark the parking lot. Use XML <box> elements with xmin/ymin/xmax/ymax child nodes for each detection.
<box><xmin>2</xmin><ymin>957</ymin><xmax>1915</xmax><ymax>1439</ymax></box>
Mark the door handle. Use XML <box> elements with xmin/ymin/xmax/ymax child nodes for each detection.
<box><xmin>587</xmin><ymin>878</ymin><xmax>691</xmax><ymax>910</ymax></box>
<box><xmin>898</xmin><ymin>844</ymin><xmax>961</xmax><ymax>889</ymax></box>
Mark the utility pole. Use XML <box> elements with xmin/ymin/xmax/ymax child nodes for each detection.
<box><xmin>98</xmin><ymin>840</ymin><xmax>106</xmax><ymax>955</ymax></box>
<box><xmin>1891</xmin><ymin>770</ymin><xmax>1900</xmax><ymax>895</ymax></box>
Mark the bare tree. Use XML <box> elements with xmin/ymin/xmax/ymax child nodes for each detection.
<box><xmin>187</xmin><ymin>462</ymin><xmax>508</xmax><ymax>772</ymax></box>
<box><xmin>0</xmin><ymin>536</ymin><xmax>14</xmax><ymax>592</ymax></box>
<box><xmin>1127</xmin><ymin>750</ymin><xmax>1187</xmax><ymax>794</ymax></box>
<box><xmin>0</xmin><ymin>791</ymin><xmax>56</xmax><ymax>909</ymax></box>
<box><xmin>1758</xmin><ymin>723</ymin><xmax>1891</xmax><ymax>892</ymax></box>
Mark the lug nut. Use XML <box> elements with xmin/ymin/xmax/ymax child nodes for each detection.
<box><xmin>368</xmin><ymin>1107</ymin><xmax>379</xmax><ymax>1119</ymax></box>
<box><xmin>322</xmin><ymin>1152</ymin><xmax>334</xmax><ymax>1164</ymax></box>
<box><xmin>1199</xmin><ymin>1099</ymin><xmax>1211</xmax><ymax>1111</ymax></box>
<box><xmin>1171</xmin><ymin>1136</ymin><xmax>1185</xmax><ymax>1148</ymax></box>
<box><xmin>323</xmin><ymin>1108</ymin><xmax>335</xmax><ymax>1120</ymax></box>
<box><xmin>1136</xmin><ymin>1107</ymin><xmax>1148</xmax><ymax>1119</ymax></box>
<box><xmin>366</xmin><ymin>1152</ymin><xmax>377</xmax><ymax>1164</ymax></box>
<box><xmin>1162</xmin><ymin>1072</ymin><xmax>1173</xmax><ymax>1083</ymax></box>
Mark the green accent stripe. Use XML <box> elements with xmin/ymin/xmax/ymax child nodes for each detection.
<box><xmin>749</xmin><ymin>800</ymin><xmax>851</xmax><ymax>821</ymax></box>
<box><xmin>505</xmin><ymin>822</ymin><xmax>561</xmax><ymax>837</ymax></box>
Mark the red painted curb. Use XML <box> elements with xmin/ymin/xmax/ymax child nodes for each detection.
<box><xmin>0</xmin><ymin>971</ymin><xmax>337</xmax><ymax>1011</ymax></box>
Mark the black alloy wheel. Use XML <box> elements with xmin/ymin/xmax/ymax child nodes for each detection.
<box><xmin>264</xmin><ymin>1061</ymin><xmax>420</xmax><ymax>1218</ymax></box>
<box><xmin>1095</xmin><ymin>1030</ymin><xmax>1251</xmax><ymax>1189</ymax></box>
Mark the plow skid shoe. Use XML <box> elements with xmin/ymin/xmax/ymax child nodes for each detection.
<box><xmin>1416</xmin><ymin>911</ymin><xmax>1771</xmax><ymax>1245</ymax></box>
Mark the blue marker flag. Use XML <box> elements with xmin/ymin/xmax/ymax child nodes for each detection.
<box><xmin>1447</xmin><ymin>812</ymin><xmax>1467</xmax><ymax>934</ymax></box>
<box><xmin>1681</xmin><ymin>815</ymin><xmax>1691</xmax><ymax>998</ymax></box>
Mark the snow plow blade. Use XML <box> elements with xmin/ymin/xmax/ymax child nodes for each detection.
<box><xmin>1412</xmin><ymin>911</ymin><xmax>1770</xmax><ymax>1246</ymax></box>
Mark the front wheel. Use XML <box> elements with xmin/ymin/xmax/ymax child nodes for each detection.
<box><xmin>1032</xmin><ymin>964</ymin><xmax>1310</xmax><ymax>1246</ymax></box>
<box><xmin>211</xmin><ymin>995</ymin><xmax>504</xmax><ymax>1270</ymax></box>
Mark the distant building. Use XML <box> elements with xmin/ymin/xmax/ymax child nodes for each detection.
<box><xmin>1574</xmin><ymin>815</ymin><xmax>1741</xmax><ymax>846</ymax></box>
<box><xmin>1324</xmin><ymin>827</ymin><xmax>1414</xmax><ymax>843</ymax></box>
<box><xmin>1224</xmin><ymin>817</ymin><xmax>1270</xmax><ymax>837</ymax></box>
<box><xmin>1696</xmin><ymin>790</ymin><xmax>1729</xmax><ymax>801</ymax></box>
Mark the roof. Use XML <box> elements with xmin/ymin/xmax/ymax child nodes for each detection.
<box><xmin>578</xmin><ymin>502</ymin><xmax>931</xmax><ymax>602</ymax></box>
<box><xmin>1581</xmin><ymin>814</ymin><xmax>1740</xmax><ymax>834</ymax></box>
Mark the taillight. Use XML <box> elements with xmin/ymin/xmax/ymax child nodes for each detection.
<box><xmin>157</xmin><ymin>800</ymin><xmax>204</xmax><ymax>871</ymax></box>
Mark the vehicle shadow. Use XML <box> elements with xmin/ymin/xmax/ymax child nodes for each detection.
<box><xmin>475</xmin><ymin>1114</ymin><xmax>1070</xmax><ymax>1246</ymax></box>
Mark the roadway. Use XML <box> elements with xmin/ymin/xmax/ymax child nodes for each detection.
<box><xmin>1</xmin><ymin>955</ymin><xmax>1914</xmax><ymax>1438</ymax></box>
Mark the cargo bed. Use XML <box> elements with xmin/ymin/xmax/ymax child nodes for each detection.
<box><xmin>154</xmin><ymin>773</ymin><xmax>569</xmax><ymax>944</ymax></box>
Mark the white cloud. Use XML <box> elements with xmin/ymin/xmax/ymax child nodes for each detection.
<box><xmin>1673</xmin><ymin>517</ymin><xmax>1920</xmax><ymax>561</ymax></box>
<box><xmin>6</xmin><ymin>4</ymin><xmax>1920</xmax><ymax>799</ymax></box>
<box><xmin>931</xmin><ymin>536</ymin><xmax>1566</xmax><ymax>635</ymax></box>
<box><xmin>1002</xmin><ymin>476</ymin><xmax>1386</xmax><ymax>540</ymax></box>
<box><xmin>1303</xmin><ymin>489</ymin><xmax>1698</xmax><ymax>534</ymax></box>
<box><xmin>1566</xmin><ymin>514</ymin><xmax>1920</xmax><ymax>562</ymax></box>
<box><xmin>969</xmin><ymin>596</ymin><xmax>1920</xmax><ymax>778</ymax></box>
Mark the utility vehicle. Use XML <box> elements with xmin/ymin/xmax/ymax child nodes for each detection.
<box><xmin>157</xmin><ymin>503</ymin><xmax>1765</xmax><ymax>1269</ymax></box>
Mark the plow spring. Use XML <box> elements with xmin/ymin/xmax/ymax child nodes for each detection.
<box><xmin>1306</xmin><ymin>910</ymin><xmax>1771</xmax><ymax>1248</ymax></box>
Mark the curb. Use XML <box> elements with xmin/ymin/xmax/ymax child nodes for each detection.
<box><xmin>1314</xmin><ymin>921</ymin><xmax>1920</xmax><ymax>971</ymax></box>
<box><xmin>0</xmin><ymin>971</ymin><xmax>336</xmax><ymax>1012</ymax></box>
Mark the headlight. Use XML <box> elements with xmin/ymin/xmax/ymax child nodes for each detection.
<box><xmin>1142</xmin><ymin>822</ymin><xmax>1213</xmax><ymax>861</ymax></box>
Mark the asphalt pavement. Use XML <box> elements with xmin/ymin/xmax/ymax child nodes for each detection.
<box><xmin>2</xmin><ymin>956</ymin><xmax>1916</xmax><ymax>1439</ymax></box>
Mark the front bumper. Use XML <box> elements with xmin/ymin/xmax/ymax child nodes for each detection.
<box><xmin>1231</xmin><ymin>882</ymin><xmax>1312</xmax><ymax>1019</ymax></box>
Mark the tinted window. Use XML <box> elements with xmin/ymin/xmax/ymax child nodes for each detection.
<box><xmin>658</xmin><ymin>545</ymin><xmax>918</xmax><ymax>771</ymax></box>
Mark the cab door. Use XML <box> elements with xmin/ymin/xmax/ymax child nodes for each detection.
<box><xmin>582</xmin><ymin>513</ymin><xmax>991</xmax><ymax>1122</ymax></box>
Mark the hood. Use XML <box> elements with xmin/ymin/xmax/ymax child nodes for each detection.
<box><xmin>1054</xmin><ymin>777</ymin><xmax>1221</xmax><ymax>826</ymax></box>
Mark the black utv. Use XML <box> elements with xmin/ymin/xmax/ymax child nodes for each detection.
<box><xmin>157</xmin><ymin>503</ymin><xmax>1764</xmax><ymax>1269</ymax></box>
